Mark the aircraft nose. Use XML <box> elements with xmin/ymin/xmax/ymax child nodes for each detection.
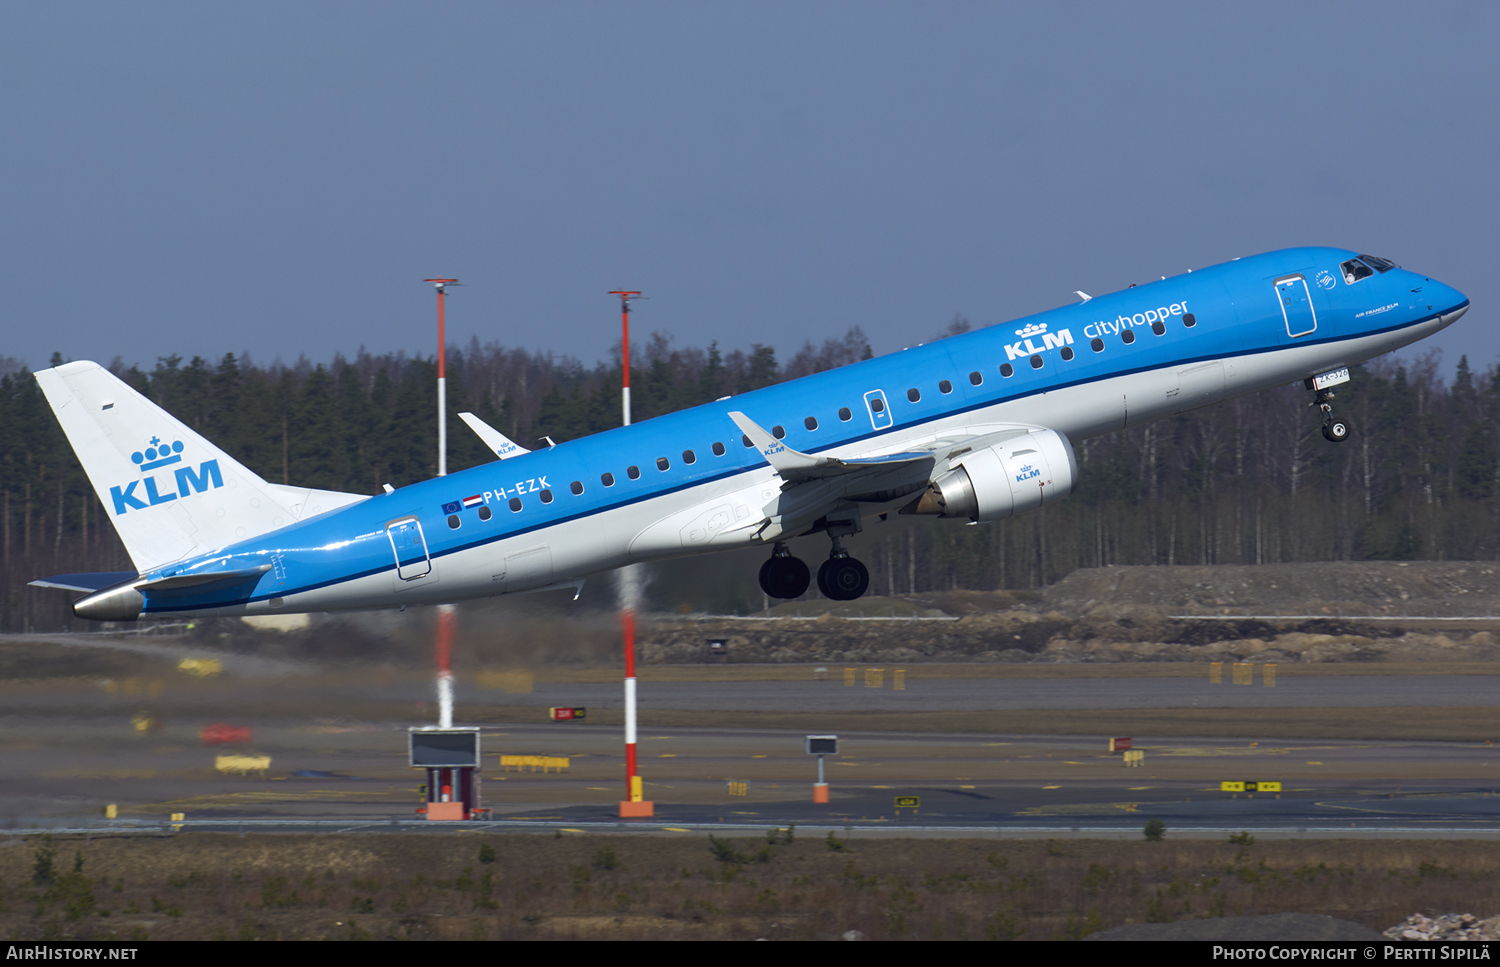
<box><xmin>1425</xmin><ymin>277</ymin><xmax>1469</xmax><ymax>323</ymax></box>
<box><xmin>1405</xmin><ymin>267</ymin><xmax>1468</xmax><ymax>324</ymax></box>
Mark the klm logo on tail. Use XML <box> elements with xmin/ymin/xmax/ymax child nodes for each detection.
<box><xmin>110</xmin><ymin>435</ymin><xmax>224</xmax><ymax>515</ymax></box>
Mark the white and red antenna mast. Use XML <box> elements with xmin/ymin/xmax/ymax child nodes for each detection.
<box><xmin>425</xmin><ymin>278</ymin><xmax>461</xmax><ymax>478</ymax></box>
<box><xmin>425</xmin><ymin>277</ymin><xmax>460</xmax><ymax>729</ymax></box>
<box><xmin>609</xmin><ymin>290</ymin><xmax>643</xmax><ymax>427</ymax></box>
<box><xmin>609</xmin><ymin>289</ymin><xmax>652</xmax><ymax>817</ymax></box>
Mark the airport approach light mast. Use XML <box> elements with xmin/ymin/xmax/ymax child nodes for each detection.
<box><xmin>610</xmin><ymin>290</ymin><xmax>653</xmax><ymax>818</ymax></box>
<box><xmin>426</xmin><ymin>278</ymin><xmax>461</xmax><ymax>730</ymax></box>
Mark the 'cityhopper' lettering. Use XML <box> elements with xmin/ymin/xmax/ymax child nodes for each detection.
<box><xmin>1083</xmin><ymin>301</ymin><xmax>1189</xmax><ymax>339</ymax></box>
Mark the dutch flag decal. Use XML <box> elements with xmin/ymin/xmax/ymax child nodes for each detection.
<box><xmin>463</xmin><ymin>495</ymin><xmax>483</xmax><ymax>508</ymax></box>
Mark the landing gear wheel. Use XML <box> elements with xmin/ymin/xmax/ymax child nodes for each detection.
<box><xmin>1322</xmin><ymin>419</ymin><xmax>1351</xmax><ymax>443</ymax></box>
<box><xmin>1310</xmin><ymin>387</ymin><xmax>1350</xmax><ymax>444</ymax></box>
<box><xmin>821</xmin><ymin>557</ymin><xmax>870</xmax><ymax>601</ymax></box>
<box><xmin>760</xmin><ymin>554</ymin><xmax>809</xmax><ymax>599</ymax></box>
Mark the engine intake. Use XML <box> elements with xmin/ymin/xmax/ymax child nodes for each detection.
<box><xmin>905</xmin><ymin>429</ymin><xmax>1077</xmax><ymax>522</ymax></box>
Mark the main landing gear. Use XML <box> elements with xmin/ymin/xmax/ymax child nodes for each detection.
<box><xmin>1311</xmin><ymin>387</ymin><xmax>1351</xmax><ymax>443</ymax></box>
<box><xmin>817</xmin><ymin>535</ymin><xmax>870</xmax><ymax>601</ymax></box>
<box><xmin>757</xmin><ymin>537</ymin><xmax>872</xmax><ymax>601</ymax></box>
<box><xmin>759</xmin><ymin>542</ymin><xmax>809</xmax><ymax>599</ymax></box>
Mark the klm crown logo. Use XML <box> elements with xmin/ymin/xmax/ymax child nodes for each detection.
<box><xmin>1014</xmin><ymin>322</ymin><xmax>1048</xmax><ymax>339</ymax></box>
<box><xmin>112</xmin><ymin>434</ymin><xmax>223</xmax><ymax>515</ymax></box>
<box><xmin>132</xmin><ymin>436</ymin><xmax>184</xmax><ymax>471</ymax></box>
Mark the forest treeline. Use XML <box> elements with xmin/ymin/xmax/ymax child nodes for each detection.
<box><xmin>1</xmin><ymin>326</ymin><xmax>1496</xmax><ymax>630</ymax></box>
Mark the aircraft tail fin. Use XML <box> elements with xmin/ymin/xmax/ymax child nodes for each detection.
<box><xmin>35</xmin><ymin>361</ymin><xmax>368</xmax><ymax>572</ymax></box>
<box><xmin>458</xmin><ymin>412</ymin><xmax>530</xmax><ymax>460</ymax></box>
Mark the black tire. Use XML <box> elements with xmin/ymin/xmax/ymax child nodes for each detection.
<box><xmin>758</xmin><ymin>558</ymin><xmax>776</xmax><ymax>597</ymax></box>
<box><xmin>816</xmin><ymin>558</ymin><xmax>833</xmax><ymax>599</ymax></box>
<box><xmin>824</xmin><ymin>557</ymin><xmax>870</xmax><ymax>601</ymax></box>
<box><xmin>1323</xmin><ymin>419</ymin><xmax>1351</xmax><ymax>443</ymax></box>
<box><xmin>766</xmin><ymin>555</ymin><xmax>810</xmax><ymax>598</ymax></box>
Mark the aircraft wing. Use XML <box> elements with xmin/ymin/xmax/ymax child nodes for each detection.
<box><xmin>459</xmin><ymin>412</ymin><xmax>530</xmax><ymax>460</ymax></box>
<box><xmin>727</xmin><ymin>412</ymin><xmax>932</xmax><ymax>482</ymax></box>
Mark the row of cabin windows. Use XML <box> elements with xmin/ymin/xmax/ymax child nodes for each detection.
<box><xmin>451</xmin><ymin>313</ymin><xmax>1206</xmax><ymax>527</ymax></box>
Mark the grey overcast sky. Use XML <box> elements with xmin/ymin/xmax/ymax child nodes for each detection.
<box><xmin>2</xmin><ymin>2</ymin><xmax>1495</xmax><ymax>375</ymax></box>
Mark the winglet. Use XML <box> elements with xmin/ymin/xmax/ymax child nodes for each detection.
<box><xmin>728</xmin><ymin>411</ymin><xmax>937</xmax><ymax>482</ymax></box>
<box><xmin>459</xmin><ymin>412</ymin><xmax>530</xmax><ymax>460</ymax></box>
<box><xmin>1074</xmin><ymin>290</ymin><xmax>1092</xmax><ymax>303</ymax></box>
<box><xmin>727</xmin><ymin>412</ymin><xmax>822</xmax><ymax>479</ymax></box>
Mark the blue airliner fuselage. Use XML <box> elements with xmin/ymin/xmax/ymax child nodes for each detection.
<box><xmin>35</xmin><ymin>246</ymin><xmax>1468</xmax><ymax>620</ymax></box>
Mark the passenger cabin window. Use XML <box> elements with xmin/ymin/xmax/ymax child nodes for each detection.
<box><xmin>478</xmin><ymin>506</ymin><xmax>493</xmax><ymax>521</ymax></box>
<box><xmin>627</xmin><ymin>465</ymin><xmax>641</xmax><ymax>480</ymax></box>
<box><xmin>539</xmin><ymin>490</ymin><xmax>553</xmax><ymax>504</ymax></box>
<box><xmin>742</xmin><ymin>435</ymin><xmax>754</xmax><ymax>447</ymax></box>
<box><xmin>682</xmin><ymin>449</ymin><xmax>697</xmax><ymax>464</ymax></box>
<box><xmin>804</xmin><ymin>416</ymin><xmax>818</xmax><ymax>431</ymax></box>
<box><xmin>447</xmin><ymin>514</ymin><xmax>461</xmax><ymax>529</ymax></box>
<box><xmin>601</xmin><ymin>472</ymin><xmax>615</xmax><ymax>487</ymax></box>
<box><xmin>1000</xmin><ymin>363</ymin><xmax>1014</xmax><ymax>378</ymax></box>
<box><xmin>968</xmin><ymin>372</ymin><xmax>982</xmax><ymax>386</ymax></box>
<box><xmin>1183</xmin><ymin>313</ymin><xmax>1196</xmax><ymax>328</ymax></box>
<box><xmin>938</xmin><ymin>379</ymin><xmax>953</xmax><ymax>394</ymax></box>
<box><xmin>1151</xmin><ymin>321</ymin><xmax>1165</xmax><ymax>336</ymax></box>
<box><xmin>1091</xmin><ymin>337</ymin><xmax>1104</xmax><ymax>352</ymax></box>
<box><xmin>1030</xmin><ymin>354</ymin><xmax>1043</xmax><ymax>369</ymax></box>
<box><xmin>1121</xmin><ymin>330</ymin><xmax>1136</xmax><ymax>344</ymax></box>
<box><xmin>509</xmin><ymin>497</ymin><xmax>522</xmax><ymax>512</ymax></box>
<box><xmin>869</xmin><ymin>398</ymin><xmax>885</xmax><ymax>413</ymax></box>
<box><xmin>772</xmin><ymin>425</ymin><xmax>786</xmax><ymax>439</ymax></box>
<box><xmin>656</xmin><ymin>457</ymin><xmax>670</xmax><ymax>471</ymax></box>
<box><xmin>712</xmin><ymin>442</ymin><xmax>726</xmax><ymax>456</ymax></box>
<box><xmin>570</xmin><ymin>480</ymin><xmax>584</xmax><ymax>495</ymax></box>
<box><xmin>838</xmin><ymin>407</ymin><xmax>853</xmax><ymax>421</ymax></box>
<box><xmin>907</xmin><ymin>388</ymin><xmax>921</xmax><ymax>402</ymax></box>
<box><xmin>1061</xmin><ymin>346</ymin><xmax>1075</xmax><ymax>360</ymax></box>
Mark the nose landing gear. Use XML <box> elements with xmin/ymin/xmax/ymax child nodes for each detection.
<box><xmin>1312</xmin><ymin>387</ymin><xmax>1351</xmax><ymax>443</ymax></box>
<box><xmin>758</xmin><ymin>542</ymin><xmax>810</xmax><ymax>599</ymax></box>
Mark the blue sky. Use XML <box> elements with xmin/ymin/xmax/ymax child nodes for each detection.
<box><xmin>3</xmin><ymin>2</ymin><xmax>1494</xmax><ymax>375</ymax></box>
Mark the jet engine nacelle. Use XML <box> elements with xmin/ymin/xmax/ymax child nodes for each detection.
<box><xmin>906</xmin><ymin>429</ymin><xmax>1078</xmax><ymax>522</ymax></box>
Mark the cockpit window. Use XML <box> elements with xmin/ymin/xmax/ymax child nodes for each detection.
<box><xmin>1340</xmin><ymin>259</ymin><xmax>1374</xmax><ymax>284</ymax></box>
<box><xmin>1358</xmin><ymin>254</ymin><xmax>1397</xmax><ymax>273</ymax></box>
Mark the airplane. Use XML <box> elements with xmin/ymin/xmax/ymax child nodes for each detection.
<box><xmin>31</xmin><ymin>247</ymin><xmax>1468</xmax><ymax>621</ymax></box>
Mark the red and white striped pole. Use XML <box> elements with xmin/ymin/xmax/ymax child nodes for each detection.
<box><xmin>610</xmin><ymin>291</ymin><xmax>652</xmax><ymax>817</ymax></box>
<box><xmin>426</xmin><ymin>278</ymin><xmax>460</xmax><ymax>729</ymax></box>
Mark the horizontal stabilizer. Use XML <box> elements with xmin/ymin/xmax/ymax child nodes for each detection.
<box><xmin>459</xmin><ymin>412</ymin><xmax>530</xmax><ymax>460</ymax></box>
<box><xmin>727</xmin><ymin>411</ymin><xmax>931</xmax><ymax>482</ymax></box>
<box><xmin>29</xmin><ymin>571</ymin><xmax>138</xmax><ymax>593</ymax></box>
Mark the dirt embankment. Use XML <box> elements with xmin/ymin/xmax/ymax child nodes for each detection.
<box><xmin>637</xmin><ymin>563</ymin><xmax>1500</xmax><ymax>666</ymax></box>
